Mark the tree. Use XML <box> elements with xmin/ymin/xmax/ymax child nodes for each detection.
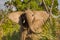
<box><xmin>5</xmin><ymin>0</ymin><xmax>59</xmax><ymax>14</ymax></box>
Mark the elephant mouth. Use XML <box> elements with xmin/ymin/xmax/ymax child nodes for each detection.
<box><xmin>19</xmin><ymin>13</ymin><xmax>29</xmax><ymax>28</ymax></box>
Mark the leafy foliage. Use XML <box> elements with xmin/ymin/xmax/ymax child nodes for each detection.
<box><xmin>5</xmin><ymin>0</ymin><xmax>58</xmax><ymax>13</ymax></box>
<box><xmin>0</xmin><ymin>16</ymin><xmax>20</xmax><ymax>40</ymax></box>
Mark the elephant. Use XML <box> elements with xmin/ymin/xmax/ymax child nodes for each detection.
<box><xmin>8</xmin><ymin>9</ymin><xmax>49</xmax><ymax>40</ymax></box>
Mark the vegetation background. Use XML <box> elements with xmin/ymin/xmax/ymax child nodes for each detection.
<box><xmin>0</xmin><ymin>0</ymin><xmax>60</xmax><ymax>40</ymax></box>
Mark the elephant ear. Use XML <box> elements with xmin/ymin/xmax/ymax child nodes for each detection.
<box><xmin>8</xmin><ymin>11</ymin><xmax>23</xmax><ymax>23</ymax></box>
<box><xmin>25</xmin><ymin>10</ymin><xmax>49</xmax><ymax>33</ymax></box>
<box><xmin>31</xmin><ymin>11</ymin><xmax>49</xmax><ymax>33</ymax></box>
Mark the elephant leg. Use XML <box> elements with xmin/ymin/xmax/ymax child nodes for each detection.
<box><xmin>20</xmin><ymin>27</ymin><xmax>28</xmax><ymax>40</ymax></box>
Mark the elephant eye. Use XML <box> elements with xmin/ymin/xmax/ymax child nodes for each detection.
<box><xmin>32</xmin><ymin>14</ymin><xmax>34</xmax><ymax>16</ymax></box>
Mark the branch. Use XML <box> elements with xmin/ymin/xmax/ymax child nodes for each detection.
<box><xmin>49</xmin><ymin>0</ymin><xmax>60</xmax><ymax>18</ymax></box>
<box><xmin>51</xmin><ymin>14</ymin><xmax>60</xmax><ymax>18</ymax></box>
<box><xmin>42</xmin><ymin>0</ymin><xmax>49</xmax><ymax>13</ymax></box>
<box><xmin>42</xmin><ymin>0</ymin><xmax>55</xmax><ymax>15</ymax></box>
<box><xmin>50</xmin><ymin>0</ymin><xmax>54</xmax><ymax>14</ymax></box>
